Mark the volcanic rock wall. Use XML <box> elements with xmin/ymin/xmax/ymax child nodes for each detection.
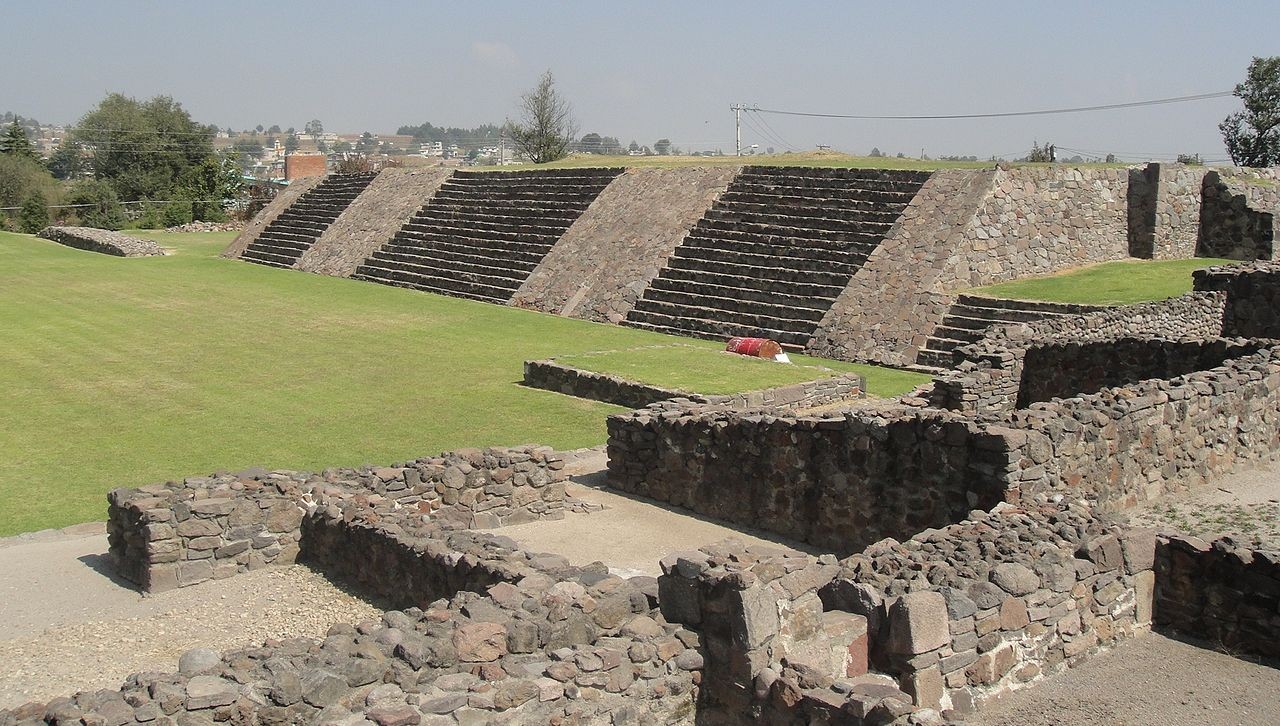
<box><xmin>222</xmin><ymin>175</ymin><xmax>323</xmax><ymax>259</ymax></box>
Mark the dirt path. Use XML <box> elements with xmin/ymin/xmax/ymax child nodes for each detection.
<box><xmin>967</xmin><ymin>633</ymin><xmax>1280</xmax><ymax>726</ymax></box>
<box><xmin>1128</xmin><ymin>457</ymin><xmax>1280</xmax><ymax>546</ymax></box>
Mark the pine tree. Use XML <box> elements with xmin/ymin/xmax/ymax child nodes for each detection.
<box><xmin>0</xmin><ymin>120</ymin><xmax>36</xmax><ymax>159</ymax></box>
<box><xmin>19</xmin><ymin>192</ymin><xmax>49</xmax><ymax>233</ymax></box>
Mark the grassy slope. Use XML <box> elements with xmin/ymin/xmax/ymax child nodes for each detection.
<box><xmin>0</xmin><ymin>231</ymin><xmax>912</xmax><ymax>534</ymax></box>
<box><xmin>555</xmin><ymin>346</ymin><xmax>929</xmax><ymax>398</ymax></box>
<box><xmin>971</xmin><ymin>258</ymin><xmax>1236</xmax><ymax>306</ymax></box>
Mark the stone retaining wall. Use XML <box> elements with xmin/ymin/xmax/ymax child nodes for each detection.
<box><xmin>512</xmin><ymin>166</ymin><xmax>740</xmax><ymax>323</ymax></box>
<box><xmin>107</xmin><ymin>445</ymin><xmax>567</xmax><ymax>593</ymax></box>
<box><xmin>607</xmin><ymin>400</ymin><xmax>1009</xmax><ymax>557</ymax></box>
<box><xmin>37</xmin><ymin>226</ymin><xmax>166</xmax><ymax>257</ymax></box>
<box><xmin>1195</xmin><ymin>261</ymin><xmax>1280</xmax><ymax>338</ymax></box>
<box><xmin>1198</xmin><ymin>171</ymin><xmax>1278</xmax><ymax>261</ymax></box>
<box><xmin>1126</xmin><ymin>164</ymin><xmax>1207</xmax><ymax>260</ymax></box>
<box><xmin>524</xmin><ymin>356</ymin><xmax>864</xmax><ymax>410</ymax></box>
<box><xmin>298</xmin><ymin>167</ymin><xmax>452</xmax><ymax>277</ymax></box>
<box><xmin>1154</xmin><ymin>534</ymin><xmax>1280</xmax><ymax>658</ymax></box>
<box><xmin>222</xmin><ymin>176</ymin><xmax>323</xmax><ymax>259</ymax></box>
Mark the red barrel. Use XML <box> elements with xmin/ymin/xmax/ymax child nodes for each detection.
<box><xmin>726</xmin><ymin>337</ymin><xmax>783</xmax><ymax>358</ymax></box>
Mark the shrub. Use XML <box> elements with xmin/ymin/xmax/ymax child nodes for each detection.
<box><xmin>19</xmin><ymin>192</ymin><xmax>49</xmax><ymax>233</ymax></box>
<box><xmin>66</xmin><ymin>179</ymin><xmax>126</xmax><ymax>230</ymax></box>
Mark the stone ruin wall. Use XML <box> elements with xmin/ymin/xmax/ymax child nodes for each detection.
<box><xmin>512</xmin><ymin>166</ymin><xmax>740</xmax><ymax>323</ymax></box>
<box><xmin>222</xmin><ymin>175</ymin><xmax>323</xmax><ymax>259</ymax></box>
<box><xmin>1199</xmin><ymin>170</ymin><xmax>1279</xmax><ymax>261</ymax></box>
<box><xmin>1196</xmin><ymin>260</ymin><xmax>1280</xmax><ymax>338</ymax></box>
<box><xmin>37</xmin><ymin>226</ymin><xmax>167</xmax><ymax>258</ymax></box>
<box><xmin>297</xmin><ymin>167</ymin><xmax>452</xmax><ymax>277</ymax></box>
<box><xmin>107</xmin><ymin>445</ymin><xmax>569</xmax><ymax>594</ymax></box>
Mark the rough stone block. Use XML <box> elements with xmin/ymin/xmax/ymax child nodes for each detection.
<box><xmin>888</xmin><ymin>592</ymin><xmax>950</xmax><ymax>656</ymax></box>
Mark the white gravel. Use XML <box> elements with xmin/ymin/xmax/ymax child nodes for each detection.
<box><xmin>0</xmin><ymin>533</ymin><xmax>382</xmax><ymax>710</ymax></box>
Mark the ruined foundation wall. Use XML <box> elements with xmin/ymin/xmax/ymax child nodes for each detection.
<box><xmin>1155</xmin><ymin>534</ymin><xmax>1280</xmax><ymax>659</ymax></box>
<box><xmin>512</xmin><ymin>166</ymin><xmax>739</xmax><ymax>323</ymax></box>
<box><xmin>1196</xmin><ymin>261</ymin><xmax>1280</xmax><ymax>338</ymax></box>
<box><xmin>297</xmin><ymin>167</ymin><xmax>452</xmax><ymax>277</ymax></box>
<box><xmin>1198</xmin><ymin>171</ymin><xmax>1279</xmax><ymax>261</ymax></box>
<box><xmin>222</xmin><ymin>175</ymin><xmax>323</xmax><ymax>259</ymax></box>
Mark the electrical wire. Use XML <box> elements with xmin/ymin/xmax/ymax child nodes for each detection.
<box><xmin>749</xmin><ymin>90</ymin><xmax>1233</xmax><ymax>120</ymax></box>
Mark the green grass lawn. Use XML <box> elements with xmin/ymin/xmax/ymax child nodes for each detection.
<box><xmin>553</xmin><ymin>346</ymin><xmax>929</xmax><ymax>398</ymax></box>
<box><xmin>970</xmin><ymin>258</ymin><xmax>1237</xmax><ymax>306</ymax></box>
<box><xmin>0</xmin><ymin>231</ymin><xmax>913</xmax><ymax>535</ymax></box>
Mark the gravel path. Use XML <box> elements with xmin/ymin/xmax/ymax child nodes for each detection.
<box><xmin>0</xmin><ymin>533</ymin><xmax>382</xmax><ymax>710</ymax></box>
<box><xmin>1129</xmin><ymin>457</ymin><xmax>1280</xmax><ymax>546</ymax></box>
<box><xmin>966</xmin><ymin>632</ymin><xmax>1280</xmax><ymax>726</ymax></box>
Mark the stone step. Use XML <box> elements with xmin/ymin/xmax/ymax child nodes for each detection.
<box><xmin>954</xmin><ymin>294</ymin><xmax>1105</xmax><ymax>316</ymax></box>
<box><xmin>630</xmin><ymin>298</ymin><xmax>824</xmax><ymax>334</ymax></box>
<box><xmin>437</xmin><ymin>180</ymin><xmax>616</xmax><ymax>195</ymax></box>
<box><xmin>423</xmin><ymin>198</ymin><xmax>595</xmax><ymax>215</ymax></box>
<box><xmin>252</xmin><ymin>230</ymin><xmax>315</xmax><ymax>246</ymax></box>
<box><xmin>382</xmin><ymin>237</ymin><xmax>547</xmax><ymax>265</ymax></box>
<box><xmin>430</xmin><ymin>189</ymin><xmax>602</xmax><ymax>205</ymax></box>
<box><xmin>268</xmin><ymin>215</ymin><xmax>330</xmax><ymax>230</ymax></box>
<box><xmin>658</xmin><ymin>266</ymin><xmax>845</xmax><ymax>299</ymax></box>
<box><xmin>702</xmin><ymin>208</ymin><xmax>895</xmax><ymax>236</ymax></box>
<box><xmin>710</xmin><ymin>198</ymin><xmax>903</xmax><ymax>225</ymax></box>
<box><xmin>646</xmin><ymin>276</ymin><xmax>839</xmax><ymax>310</ymax></box>
<box><xmin>671</xmin><ymin>244</ymin><xmax>861</xmax><ymax>274</ymax></box>
<box><xmin>409</xmin><ymin>210</ymin><xmax>575</xmax><ymax>235</ymax></box>
<box><xmin>694</xmin><ymin>218</ymin><xmax>884</xmax><ymax>246</ymax></box>
<box><xmin>728</xmin><ymin>182</ymin><xmax>917</xmax><ymax>207</ymax></box>
<box><xmin>638</xmin><ymin>286</ymin><xmax>829</xmax><ymax>321</ymax></box>
<box><xmin>624</xmin><ymin>309</ymin><xmax>812</xmax><ymax>348</ymax></box>
<box><xmin>352</xmin><ymin>265</ymin><xmax>517</xmax><ymax>303</ymax></box>
<box><xmin>392</xmin><ymin>229</ymin><xmax>553</xmax><ymax>258</ymax></box>
<box><xmin>930</xmin><ymin>324</ymin><xmax>985</xmax><ymax>343</ymax></box>
<box><xmin>451</xmin><ymin>168</ymin><xmax>623</xmax><ymax>182</ymax></box>
<box><xmin>716</xmin><ymin>191</ymin><xmax>892</xmax><ymax>215</ymax></box>
<box><xmin>936</xmin><ymin>314</ymin><xmax>1003</xmax><ymax>332</ymax></box>
<box><xmin>240</xmin><ymin>248</ymin><xmax>297</xmax><ymax>268</ymax></box>
<box><xmin>945</xmin><ymin>303</ymin><xmax>1071</xmax><ymax>325</ymax></box>
<box><xmin>914</xmin><ymin>348</ymin><xmax>957</xmax><ymax>370</ymax></box>
<box><xmin>366</xmin><ymin>250</ymin><xmax>534</xmax><ymax>281</ymax></box>
<box><xmin>680</xmin><ymin>233</ymin><xmax>875</xmax><ymax>261</ymax></box>
<box><xmin>398</xmin><ymin>221</ymin><xmax>561</xmax><ymax>245</ymax></box>
<box><xmin>739</xmin><ymin>165</ymin><xmax>932</xmax><ymax>183</ymax></box>
<box><xmin>248</xmin><ymin>236</ymin><xmax>311</xmax><ymax>254</ymax></box>
<box><xmin>664</xmin><ymin>254</ymin><xmax>852</xmax><ymax>288</ymax></box>
<box><xmin>920</xmin><ymin>336</ymin><xmax>969</xmax><ymax>352</ymax></box>
<box><xmin>731</xmin><ymin>173</ymin><xmax>926</xmax><ymax>195</ymax></box>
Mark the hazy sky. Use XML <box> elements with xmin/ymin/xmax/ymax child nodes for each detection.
<box><xmin>5</xmin><ymin>1</ymin><xmax>1278</xmax><ymax>162</ymax></box>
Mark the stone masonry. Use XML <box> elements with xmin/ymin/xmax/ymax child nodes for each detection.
<box><xmin>222</xmin><ymin>175</ymin><xmax>323</xmax><ymax>259</ymax></box>
<box><xmin>37</xmin><ymin>226</ymin><xmax>166</xmax><ymax>257</ymax></box>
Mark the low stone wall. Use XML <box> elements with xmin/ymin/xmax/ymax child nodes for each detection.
<box><xmin>1154</xmin><ymin>534</ymin><xmax>1280</xmax><ymax>658</ymax></box>
<box><xmin>513</xmin><ymin>166</ymin><xmax>739</xmax><ymax>323</ymax></box>
<box><xmin>825</xmin><ymin>500</ymin><xmax>1154</xmax><ymax>714</ymax></box>
<box><xmin>931</xmin><ymin>292</ymin><xmax>1228</xmax><ymax>413</ymax></box>
<box><xmin>1015</xmin><ymin>337</ymin><xmax>1262</xmax><ymax>408</ymax></box>
<box><xmin>107</xmin><ymin>445</ymin><xmax>567</xmax><ymax>593</ymax></box>
<box><xmin>298</xmin><ymin>167</ymin><xmax>452</xmax><ymax>277</ymax></box>
<box><xmin>1198</xmin><ymin>171</ymin><xmax>1278</xmax><ymax>260</ymax></box>
<box><xmin>1195</xmin><ymin>261</ymin><xmax>1280</xmax><ymax>338</ymax></box>
<box><xmin>525</xmin><ymin>356</ymin><xmax>865</xmax><ymax>410</ymax></box>
<box><xmin>222</xmin><ymin>176</ymin><xmax>323</xmax><ymax>259</ymax></box>
<box><xmin>607</xmin><ymin>400</ymin><xmax>1010</xmax><ymax>557</ymax></box>
<box><xmin>37</xmin><ymin>226</ymin><xmax>165</xmax><ymax>257</ymax></box>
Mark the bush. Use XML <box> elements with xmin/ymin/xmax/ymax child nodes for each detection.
<box><xmin>161</xmin><ymin>199</ymin><xmax>193</xmax><ymax>227</ymax></box>
<box><xmin>19</xmin><ymin>192</ymin><xmax>49</xmax><ymax>233</ymax></box>
<box><xmin>66</xmin><ymin>179</ymin><xmax>125</xmax><ymax>230</ymax></box>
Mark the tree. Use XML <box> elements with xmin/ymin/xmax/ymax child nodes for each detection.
<box><xmin>578</xmin><ymin>133</ymin><xmax>603</xmax><ymax>154</ymax></box>
<box><xmin>46</xmin><ymin>141</ymin><xmax>85</xmax><ymax>180</ymax></box>
<box><xmin>628</xmin><ymin>140</ymin><xmax>639</xmax><ymax>154</ymax></box>
<box><xmin>1027</xmin><ymin>141</ymin><xmax>1055</xmax><ymax>162</ymax></box>
<box><xmin>66</xmin><ymin>179</ymin><xmax>125</xmax><ymax>230</ymax></box>
<box><xmin>285</xmin><ymin>132</ymin><xmax>300</xmax><ymax>153</ymax></box>
<box><xmin>255</xmin><ymin>124</ymin><xmax>264</xmax><ymax>133</ymax></box>
<box><xmin>1176</xmin><ymin>153</ymin><xmax>1204</xmax><ymax>165</ymax></box>
<box><xmin>305</xmin><ymin>119</ymin><xmax>324</xmax><ymax>140</ymax></box>
<box><xmin>654</xmin><ymin>138</ymin><xmax>672</xmax><ymax>155</ymax></box>
<box><xmin>0</xmin><ymin>153</ymin><xmax>61</xmax><ymax>213</ymax></box>
<box><xmin>869</xmin><ymin>147</ymin><xmax>883</xmax><ymax>158</ymax></box>
<box><xmin>233</xmin><ymin>137</ymin><xmax>265</xmax><ymax>159</ymax></box>
<box><xmin>72</xmin><ymin>93</ymin><xmax>215</xmax><ymax>202</ymax></box>
<box><xmin>356</xmin><ymin>132</ymin><xmax>378</xmax><ymax>154</ymax></box>
<box><xmin>333</xmin><ymin>140</ymin><xmax>353</xmax><ymax>154</ymax></box>
<box><xmin>268</xmin><ymin>124</ymin><xmax>281</xmax><ymax>134</ymax></box>
<box><xmin>505</xmin><ymin>70</ymin><xmax>577</xmax><ymax>164</ymax></box>
<box><xmin>0</xmin><ymin>120</ymin><xmax>36</xmax><ymax>158</ymax></box>
<box><xmin>177</xmin><ymin>152</ymin><xmax>241</xmax><ymax>221</ymax></box>
<box><xmin>1220</xmin><ymin>56</ymin><xmax>1280</xmax><ymax>167</ymax></box>
<box><xmin>19</xmin><ymin>192</ymin><xmax>49</xmax><ymax>233</ymax></box>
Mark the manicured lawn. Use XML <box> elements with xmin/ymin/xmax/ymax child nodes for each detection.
<box><xmin>553</xmin><ymin>345</ymin><xmax>930</xmax><ymax>398</ymax></box>
<box><xmin>971</xmin><ymin>258</ymin><xmax>1237</xmax><ymax>306</ymax></box>
<box><xmin>0</xmin><ymin>231</ymin><xmax>913</xmax><ymax>535</ymax></box>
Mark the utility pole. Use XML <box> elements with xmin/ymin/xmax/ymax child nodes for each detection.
<box><xmin>731</xmin><ymin>104</ymin><xmax>745</xmax><ymax>156</ymax></box>
<box><xmin>499</xmin><ymin>128</ymin><xmax>506</xmax><ymax>165</ymax></box>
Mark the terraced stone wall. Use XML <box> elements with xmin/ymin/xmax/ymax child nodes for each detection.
<box><xmin>513</xmin><ymin>166</ymin><xmax>739</xmax><ymax>323</ymax></box>
<box><xmin>1155</xmin><ymin>534</ymin><xmax>1280</xmax><ymax>658</ymax></box>
<box><xmin>297</xmin><ymin>167</ymin><xmax>452</xmax><ymax>277</ymax></box>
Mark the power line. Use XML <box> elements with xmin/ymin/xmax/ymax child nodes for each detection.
<box><xmin>749</xmin><ymin>90</ymin><xmax>1233</xmax><ymax>120</ymax></box>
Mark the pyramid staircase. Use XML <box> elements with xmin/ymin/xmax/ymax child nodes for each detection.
<box><xmin>240</xmin><ymin>173</ymin><xmax>378</xmax><ymax>268</ymax></box>
<box><xmin>914</xmin><ymin>294</ymin><xmax>1107</xmax><ymax>369</ymax></box>
<box><xmin>352</xmin><ymin>168</ymin><xmax>623</xmax><ymax>303</ymax></box>
<box><xmin>623</xmin><ymin>166</ymin><xmax>931</xmax><ymax>348</ymax></box>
